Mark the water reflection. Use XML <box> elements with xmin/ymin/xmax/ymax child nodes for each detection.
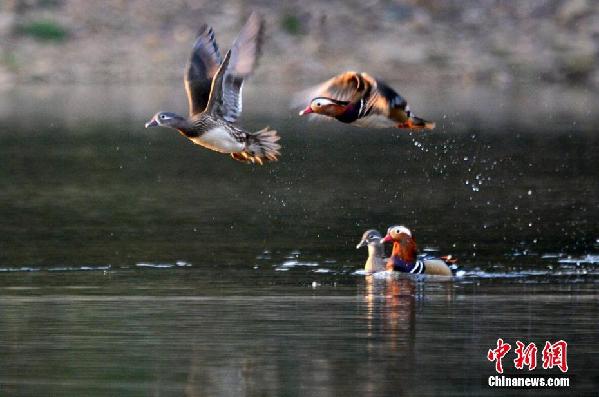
<box><xmin>0</xmin><ymin>270</ymin><xmax>598</xmax><ymax>395</ymax></box>
<box><xmin>363</xmin><ymin>276</ymin><xmax>416</xmax><ymax>349</ymax></box>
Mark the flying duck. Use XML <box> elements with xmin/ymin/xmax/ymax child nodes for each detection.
<box><xmin>297</xmin><ymin>71</ymin><xmax>435</xmax><ymax>129</ymax></box>
<box><xmin>145</xmin><ymin>12</ymin><xmax>281</xmax><ymax>164</ymax></box>
<box><xmin>357</xmin><ymin>226</ymin><xmax>456</xmax><ymax>276</ymax></box>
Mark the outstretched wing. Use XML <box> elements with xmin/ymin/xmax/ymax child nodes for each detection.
<box><xmin>291</xmin><ymin>71</ymin><xmax>368</xmax><ymax>108</ymax></box>
<box><xmin>205</xmin><ymin>12</ymin><xmax>264</xmax><ymax>123</ymax></box>
<box><xmin>350</xmin><ymin>75</ymin><xmax>412</xmax><ymax>127</ymax></box>
<box><xmin>294</xmin><ymin>71</ymin><xmax>414</xmax><ymax>128</ymax></box>
<box><xmin>184</xmin><ymin>24</ymin><xmax>223</xmax><ymax>116</ymax></box>
<box><xmin>365</xmin><ymin>77</ymin><xmax>409</xmax><ymax>118</ymax></box>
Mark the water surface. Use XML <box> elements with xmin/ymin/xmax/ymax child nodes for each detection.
<box><xmin>0</xmin><ymin>84</ymin><xmax>598</xmax><ymax>395</ymax></box>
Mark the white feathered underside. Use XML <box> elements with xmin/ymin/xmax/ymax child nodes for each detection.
<box><xmin>191</xmin><ymin>126</ymin><xmax>245</xmax><ymax>153</ymax></box>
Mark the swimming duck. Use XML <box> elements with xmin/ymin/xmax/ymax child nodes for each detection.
<box><xmin>378</xmin><ymin>226</ymin><xmax>455</xmax><ymax>276</ymax></box>
<box><xmin>297</xmin><ymin>71</ymin><xmax>435</xmax><ymax>129</ymax></box>
<box><xmin>356</xmin><ymin>229</ymin><xmax>386</xmax><ymax>273</ymax></box>
<box><xmin>145</xmin><ymin>12</ymin><xmax>281</xmax><ymax>164</ymax></box>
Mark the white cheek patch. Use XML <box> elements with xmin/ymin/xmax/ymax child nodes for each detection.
<box><xmin>312</xmin><ymin>98</ymin><xmax>336</xmax><ymax>107</ymax></box>
<box><xmin>397</xmin><ymin>226</ymin><xmax>412</xmax><ymax>236</ymax></box>
<box><xmin>389</xmin><ymin>225</ymin><xmax>412</xmax><ymax>236</ymax></box>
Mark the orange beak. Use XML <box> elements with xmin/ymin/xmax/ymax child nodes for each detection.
<box><xmin>299</xmin><ymin>105</ymin><xmax>313</xmax><ymax>116</ymax></box>
<box><xmin>381</xmin><ymin>234</ymin><xmax>393</xmax><ymax>244</ymax></box>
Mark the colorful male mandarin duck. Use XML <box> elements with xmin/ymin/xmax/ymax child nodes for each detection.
<box><xmin>145</xmin><ymin>12</ymin><xmax>280</xmax><ymax>164</ymax></box>
<box><xmin>380</xmin><ymin>226</ymin><xmax>456</xmax><ymax>276</ymax></box>
<box><xmin>297</xmin><ymin>71</ymin><xmax>435</xmax><ymax>129</ymax></box>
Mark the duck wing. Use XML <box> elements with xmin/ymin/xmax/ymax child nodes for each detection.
<box><xmin>291</xmin><ymin>71</ymin><xmax>378</xmax><ymax>123</ymax></box>
<box><xmin>293</xmin><ymin>71</ymin><xmax>416</xmax><ymax>127</ymax></box>
<box><xmin>185</xmin><ymin>25</ymin><xmax>223</xmax><ymax>116</ymax></box>
<box><xmin>292</xmin><ymin>71</ymin><xmax>369</xmax><ymax>108</ymax></box>
<box><xmin>360</xmin><ymin>76</ymin><xmax>411</xmax><ymax>125</ymax></box>
<box><xmin>332</xmin><ymin>73</ymin><xmax>413</xmax><ymax>128</ymax></box>
<box><xmin>344</xmin><ymin>75</ymin><xmax>412</xmax><ymax>128</ymax></box>
<box><xmin>205</xmin><ymin>12</ymin><xmax>264</xmax><ymax>123</ymax></box>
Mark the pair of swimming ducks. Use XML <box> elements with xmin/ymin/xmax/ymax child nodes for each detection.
<box><xmin>145</xmin><ymin>12</ymin><xmax>435</xmax><ymax>164</ymax></box>
<box><xmin>357</xmin><ymin>226</ymin><xmax>458</xmax><ymax>276</ymax></box>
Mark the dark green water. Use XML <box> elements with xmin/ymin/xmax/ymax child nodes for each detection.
<box><xmin>0</xmin><ymin>84</ymin><xmax>598</xmax><ymax>395</ymax></box>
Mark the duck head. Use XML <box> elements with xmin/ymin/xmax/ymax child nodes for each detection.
<box><xmin>356</xmin><ymin>229</ymin><xmax>383</xmax><ymax>249</ymax></box>
<box><xmin>381</xmin><ymin>225</ymin><xmax>412</xmax><ymax>244</ymax></box>
<box><xmin>299</xmin><ymin>97</ymin><xmax>349</xmax><ymax>117</ymax></box>
<box><xmin>145</xmin><ymin>112</ymin><xmax>188</xmax><ymax>129</ymax></box>
<box><xmin>357</xmin><ymin>229</ymin><xmax>386</xmax><ymax>273</ymax></box>
<box><xmin>381</xmin><ymin>225</ymin><xmax>417</xmax><ymax>263</ymax></box>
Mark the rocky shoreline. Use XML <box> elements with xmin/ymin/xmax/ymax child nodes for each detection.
<box><xmin>1</xmin><ymin>0</ymin><xmax>598</xmax><ymax>88</ymax></box>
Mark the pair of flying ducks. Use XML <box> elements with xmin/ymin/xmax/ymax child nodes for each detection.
<box><xmin>145</xmin><ymin>12</ymin><xmax>435</xmax><ymax>165</ymax></box>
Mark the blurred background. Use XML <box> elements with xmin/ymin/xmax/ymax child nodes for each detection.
<box><xmin>0</xmin><ymin>0</ymin><xmax>598</xmax><ymax>86</ymax></box>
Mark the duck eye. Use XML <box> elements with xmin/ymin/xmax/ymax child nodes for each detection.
<box><xmin>160</xmin><ymin>115</ymin><xmax>166</xmax><ymax>119</ymax></box>
<box><xmin>316</xmin><ymin>102</ymin><xmax>321</xmax><ymax>107</ymax></box>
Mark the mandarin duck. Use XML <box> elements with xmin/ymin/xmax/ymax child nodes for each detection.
<box><xmin>356</xmin><ymin>229</ymin><xmax>386</xmax><ymax>273</ymax></box>
<box><xmin>145</xmin><ymin>12</ymin><xmax>281</xmax><ymax>164</ymax></box>
<box><xmin>356</xmin><ymin>228</ymin><xmax>456</xmax><ymax>276</ymax></box>
<box><xmin>297</xmin><ymin>71</ymin><xmax>435</xmax><ymax>129</ymax></box>
<box><xmin>377</xmin><ymin>225</ymin><xmax>456</xmax><ymax>276</ymax></box>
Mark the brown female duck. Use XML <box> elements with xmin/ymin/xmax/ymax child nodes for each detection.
<box><xmin>297</xmin><ymin>71</ymin><xmax>435</xmax><ymax>129</ymax></box>
<box><xmin>356</xmin><ymin>229</ymin><xmax>386</xmax><ymax>273</ymax></box>
<box><xmin>145</xmin><ymin>12</ymin><xmax>280</xmax><ymax>164</ymax></box>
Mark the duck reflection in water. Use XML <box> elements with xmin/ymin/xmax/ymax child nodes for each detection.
<box><xmin>362</xmin><ymin>276</ymin><xmax>417</xmax><ymax>351</ymax></box>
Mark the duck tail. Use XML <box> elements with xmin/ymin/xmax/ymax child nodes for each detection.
<box><xmin>235</xmin><ymin>127</ymin><xmax>281</xmax><ymax>165</ymax></box>
<box><xmin>411</xmin><ymin>116</ymin><xmax>436</xmax><ymax>130</ymax></box>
